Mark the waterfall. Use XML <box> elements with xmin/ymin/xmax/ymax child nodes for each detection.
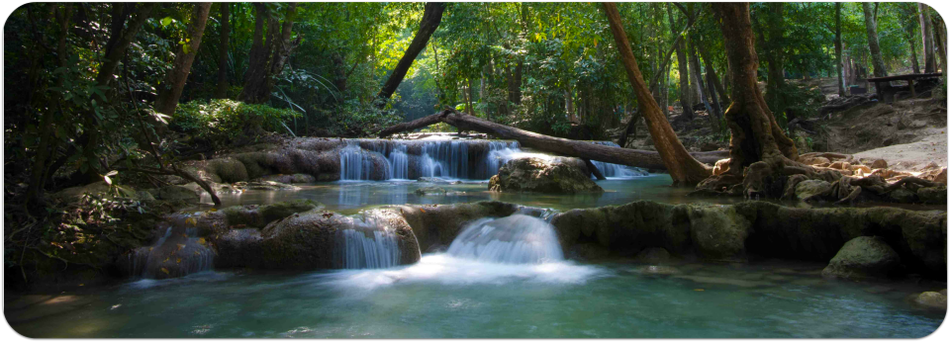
<box><xmin>127</xmin><ymin>218</ymin><xmax>215</xmax><ymax>279</ymax></box>
<box><xmin>447</xmin><ymin>214</ymin><xmax>564</xmax><ymax>264</ymax></box>
<box><xmin>338</xmin><ymin>139</ymin><xmax>521</xmax><ymax>181</ymax></box>
<box><xmin>332</xmin><ymin>211</ymin><xmax>411</xmax><ymax>269</ymax></box>
<box><xmin>589</xmin><ymin>141</ymin><xmax>649</xmax><ymax>179</ymax></box>
<box><xmin>389</xmin><ymin>144</ymin><xmax>409</xmax><ymax>179</ymax></box>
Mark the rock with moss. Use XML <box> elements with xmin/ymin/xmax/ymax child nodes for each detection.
<box><xmin>387</xmin><ymin>201</ymin><xmax>520</xmax><ymax>252</ymax></box>
<box><xmin>549</xmin><ymin>201</ymin><xmax>690</xmax><ymax>256</ymax></box>
<box><xmin>219</xmin><ymin>199</ymin><xmax>323</xmax><ymax>229</ymax></box>
<box><xmin>256</xmin><ymin>173</ymin><xmax>316</xmax><ymax>184</ymax></box>
<box><xmin>795</xmin><ymin>180</ymin><xmax>832</xmax><ymax>201</ymax></box>
<box><xmin>489</xmin><ymin>157</ymin><xmax>603</xmax><ymax>193</ymax></box>
<box><xmin>917</xmin><ymin>186</ymin><xmax>946</xmax><ymax>204</ymax></box>
<box><xmin>156</xmin><ymin>185</ymin><xmax>200</xmax><ymax>203</ymax></box>
<box><xmin>53</xmin><ymin>181</ymin><xmax>145</xmax><ymax>204</ymax></box>
<box><xmin>215</xmin><ymin>208</ymin><xmax>421</xmax><ymax>270</ymax></box>
<box><xmin>686</xmin><ymin>205</ymin><xmax>752</xmax><ymax>262</ymax></box>
<box><xmin>821</xmin><ymin>236</ymin><xmax>902</xmax><ymax>280</ymax></box>
<box><xmin>889</xmin><ymin>188</ymin><xmax>918</xmax><ymax>203</ymax></box>
<box><xmin>913</xmin><ymin>291</ymin><xmax>947</xmax><ymax>310</ymax></box>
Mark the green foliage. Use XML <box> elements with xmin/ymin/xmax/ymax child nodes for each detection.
<box><xmin>171</xmin><ymin>99</ymin><xmax>300</xmax><ymax>143</ymax></box>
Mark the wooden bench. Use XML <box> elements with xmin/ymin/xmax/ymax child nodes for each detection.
<box><xmin>867</xmin><ymin>72</ymin><xmax>943</xmax><ymax>103</ymax></box>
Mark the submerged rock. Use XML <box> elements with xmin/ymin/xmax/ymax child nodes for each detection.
<box><xmin>414</xmin><ymin>186</ymin><xmax>448</xmax><ymax>196</ymax></box>
<box><xmin>913</xmin><ymin>291</ymin><xmax>947</xmax><ymax>310</ymax></box>
<box><xmin>489</xmin><ymin>157</ymin><xmax>603</xmax><ymax>193</ymax></box>
<box><xmin>821</xmin><ymin>236</ymin><xmax>902</xmax><ymax>280</ymax></box>
<box><xmin>417</xmin><ymin>177</ymin><xmax>462</xmax><ymax>184</ymax></box>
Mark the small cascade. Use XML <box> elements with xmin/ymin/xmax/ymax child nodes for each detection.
<box><xmin>447</xmin><ymin>214</ymin><xmax>564</xmax><ymax>264</ymax></box>
<box><xmin>389</xmin><ymin>144</ymin><xmax>409</xmax><ymax>179</ymax></box>
<box><xmin>124</xmin><ymin>214</ymin><xmax>215</xmax><ymax>279</ymax></box>
<box><xmin>332</xmin><ymin>211</ymin><xmax>414</xmax><ymax>269</ymax></box>
<box><xmin>589</xmin><ymin>141</ymin><xmax>649</xmax><ymax>179</ymax></box>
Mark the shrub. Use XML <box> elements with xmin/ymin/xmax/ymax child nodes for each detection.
<box><xmin>171</xmin><ymin>99</ymin><xmax>300</xmax><ymax>142</ymax></box>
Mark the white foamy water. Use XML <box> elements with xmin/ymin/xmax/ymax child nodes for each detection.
<box><xmin>447</xmin><ymin>214</ymin><xmax>564</xmax><ymax>264</ymax></box>
<box><xmin>323</xmin><ymin>254</ymin><xmax>602</xmax><ymax>290</ymax></box>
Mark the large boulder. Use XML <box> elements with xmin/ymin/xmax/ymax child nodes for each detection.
<box><xmin>220</xmin><ymin>208</ymin><xmax>421</xmax><ymax>270</ymax></box>
<box><xmin>821</xmin><ymin>236</ymin><xmax>902</xmax><ymax>280</ymax></box>
<box><xmin>685</xmin><ymin>205</ymin><xmax>751</xmax><ymax>262</ymax></box>
<box><xmin>156</xmin><ymin>185</ymin><xmax>200</xmax><ymax>203</ymax></box>
<box><xmin>913</xmin><ymin>291</ymin><xmax>948</xmax><ymax>310</ymax></box>
<box><xmin>489</xmin><ymin>157</ymin><xmax>603</xmax><ymax>193</ymax></box>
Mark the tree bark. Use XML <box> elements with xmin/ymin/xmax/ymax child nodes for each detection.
<box><xmin>863</xmin><ymin>3</ymin><xmax>887</xmax><ymax>77</ymax></box>
<box><xmin>710</xmin><ymin>3</ymin><xmax>798</xmax><ymax>180</ymax></box>
<box><xmin>835</xmin><ymin>3</ymin><xmax>845</xmax><ymax>97</ymax></box>
<box><xmin>378</xmin><ymin>110</ymin><xmax>729</xmax><ymax>171</ymax></box>
<box><xmin>375</xmin><ymin>2</ymin><xmax>446</xmax><ymax>109</ymax></box>
<box><xmin>920</xmin><ymin>3</ymin><xmax>936</xmax><ymax>73</ymax></box>
<box><xmin>155</xmin><ymin>3</ymin><xmax>212</xmax><ymax>114</ymax></box>
<box><xmin>240</xmin><ymin>3</ymin><xmax>302</xmax><ymax>104</ymax></box>
<box><xmin>602</xmin><ymin>2</ymin><xmax>712</xmax><ymax>185</ymax></box>
<box><xmin>214</xmin><ymin>3</ymin><xmax>231</xmax><ymax>98</ymax></box>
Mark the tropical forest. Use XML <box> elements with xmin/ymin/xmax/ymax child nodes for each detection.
<box><xmin>3</xmin><ymin>1</ymin><xmax>949</xmax><ymax>338</ymax></box>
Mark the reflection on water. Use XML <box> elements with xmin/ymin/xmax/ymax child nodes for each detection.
<box><xmin>199</xmin><ymin>174</ymin><xmax>749</xmax><ymax>213</ymax></box>
<box><xmin>8</xmin><ymin>258</ymin><xmax>943</xmax><ymax>338</ymax></box>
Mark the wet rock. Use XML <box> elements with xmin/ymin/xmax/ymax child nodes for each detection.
<box><xmin>157</xmin><ymin>185</ymin><xmax>200</xmax><ymax>203</ymax></box>
<box><xmin>242</xmin><ymin>208</ymin><xmax>421</xmax><ymax>270</ymax></box>
<box><xmin>489</xmin><ymin>157</ymin><xmax>603</xmax><ymax>193</ymax></box>
<box><xmin>636</xmin><ymin>265</ymin><xmax>680</xmax><ymax>275</ymax></box>
<box><xmin>391</xmin><ymin>201</ymin><xmax>520</xmax><ymax>252</ymax></box>
<box><xmin>635</xmin><ymin>247</ymin><xmax>672</xmax><ymax>264</ymax></box>
<box><xmin>913</xmin><ymin>291</ymin><xmax>947</xmax><ymax>310</ymax></box>
<box><xmin>417</xmin><ymin>177</ymin><xmax>462</xmax><ymax>185</ymax></box>
<box><xmin>821</xmin><ymin>236</ymin><xmax>901</xmax><ymax>280</ymax></box>
<box><xmin>685</xmin><ymin>205</ymin><xmax>751</xmax><ymax>262</ymax></box>
<box><xmin>414</xmin><ymin>186</ymin><xmax>448</xmax><ymax>196</ymax></box>
<box><xmin>550</xmin><ymin>201</ymin><xmax>691</xmax><ymax>256</ymax></box>
<box><xmin>220</xmin><ymin>199</ymin><xmax>323</xmax><ymax>228</ymax></box>
<box><xmin>888</xmin><ymin>188</ymin><xmax>917</xmax><ymax>203</ymax></box>
<box><xmin>917</xmin><ymin>186</ymin><xmax>947</xmax><ymax>204</ymax></box>
<box><xmin>257</xmin><ymin>173</ymin><xmax>316</xmax><ymax>184</ymax></box>
<box><xmin>795</xmin><ymin>180</ymin><xmax>833</xmax><ymax>201</ymax></box>
<box><xmin>240</xmin><ymin>180</ymin><xmax>299</xmax><ymax>191</ymax></box>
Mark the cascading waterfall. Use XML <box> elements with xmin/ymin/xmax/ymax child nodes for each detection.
<box><xmin>446</xmin><ymin>214</ymin><xmax>564</xmax><ymax>264</ymax></box>
<box><xmin>389</xmin><ymin>144</ymin><xmax>409</xmax><ymax>179</ymax></box>
<box><xmin>589</xmin><ymin>141</ymin><xmax>649</xmax><ymax>179</ymax></box>
<box><xmin>126</xmin><ymin>216</ymin><xmax>215</xmax><ymax>279</ymax></box>
<box><xmin>333</xmin><ymin>212</ymin><xmax>410</xmax><ymax>269</ymax></box>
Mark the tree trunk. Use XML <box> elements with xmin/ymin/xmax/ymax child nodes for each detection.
<box><xmin>670</xmin><ymin>10</ymin><xmax>692</xmax><ymax>120</ymax></box>
<box><xmin>213</xmin><ymin>3</ymin><xmax>230</xmax><ymax>98</ymax></box>
<box><xmin>378</xmin><ymin>110</ymin><xmax>728</xmax><ymax>171</ymax></box>
<box><xmin>835</xmin><ymin>3</ymin><xmax>845</xmax><ymax>97</ymax></box>
<box><xmin>920</xmin><ymin>3</ymin><xmax>936</xmax><ymax>73</ymax></box>
<box><xmin>696</xmin><ymin>41</ymin><xmax>729</xmax><ymax>105</ymax></box>
<box><xmin>863</xmin><ymin>3</ymin><xmax>887</xmax><ymax>77</ymax></box>
<box><xmin>155</xmin><ymin>3</ymin><xmax>212</xmax><ymax>114</ymax></box>
<box><xmin>602</xmin><ymin>2</ymin><xmax>711</xmax><ymax>185</ymax></box>
<box><xmin>763</xmin><ymin>2</ymin><xmax>788</xmax><ymax>124</ymax></box>
<box><xmin>710</xmin><ymin>3</ymin><xmax>798</xmax><ymax>186</ymax></box>
<box><xmin>931</xmin><ymin>13</ymin><xmax>947</xmax><ymax>76</ymax></box>
<box><xmin>240</xmin><ymin>3</ymin><xmax>302</xmax><ymax>104</ymax></box>
<box><xmin>375</xmin><ymin>2</ymin><xmax>445</xmax><ymax>109</ymax></box>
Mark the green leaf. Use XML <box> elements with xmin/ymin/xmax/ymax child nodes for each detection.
<box><xmin>161</xmin><ymin>17</ymin><xmax>174</xmax><ymax>27</ymax></box>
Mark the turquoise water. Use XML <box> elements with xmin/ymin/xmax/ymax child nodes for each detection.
<box><xmin>7</xmin><ymin>257</ymin><xmax>944</xmax><ymax>338</ymax></box>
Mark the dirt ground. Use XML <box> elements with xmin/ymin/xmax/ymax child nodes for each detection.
<box><xmin>800</xmin><ymin>77</ymin><xmax>948</xmax><ymax>172</ymax></box>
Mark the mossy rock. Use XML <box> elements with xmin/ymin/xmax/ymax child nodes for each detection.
<box><xmin>821</xmin><ymin>236</ymin><xmax>902</xmax><ymax>280</ymax></box>
<box><xmin>389</xmin><ymin>201</ymin><xmax>520</xmax><ymax>252</ymax></box>
<box><xmin>489</xmin><ymin>157</ymin><xmax>603</xmax><ymax>193</ymax></box>
<box><xmin>220</xmin><ymin>199</ymin><xmax>323</xmax><ymax>228</ymax></box>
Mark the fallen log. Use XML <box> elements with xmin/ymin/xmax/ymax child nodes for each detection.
<box><xmin>379</xmin><ymin>110</ymin><xmax>730</xmax><ymax>171</ymax></box>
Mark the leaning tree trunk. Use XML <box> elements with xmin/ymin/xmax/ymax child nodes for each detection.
<box><xmin>378</xmin><ymin>110</ymin><xmax>729</xmax><ymax>171</ymax></box>
<box><xmin>155</xmin><ymin>3</ymin><xmax>212</xmax><ymax>114</ymax></box>
<box><xmin>602</xmin><ymin>2</ymin><xmax>711</xmax><ymax>185</ymax></box>
<box><xmin>214</xmin><ymin>3</ymin><xmax>230</xmax><ymax>99</ymax></box>
<box><xmin>863</xmin><ymin>3</ymin><xmax>888</xmax><ymax>77</ymax></box>
<box><xmin>376</xmin><ymin>2</ymin><xmax>445</xmax><ymax>109</ymax></box>
<box><xmin>703</xmin><ymin>3</ymin><xmax>799</xmax><ymax>196</ymax></box>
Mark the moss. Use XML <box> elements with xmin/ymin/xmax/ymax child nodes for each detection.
<box><xmin>219</xmin><ymin>200</ymin><xmax>322</xmax><ymax>229</ymax></box>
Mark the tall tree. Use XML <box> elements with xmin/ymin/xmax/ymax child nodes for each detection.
<box><xmin>154</xmin><ymin>3</ymin><xmax>212</xmax><ymax>114</ymax></box>
<box><xmin>602</xmin><ymin>2</ymin><xmax>711</xmax><ymax>185</ymax></box>
<box><xmin>834</xmin><ymin>3</ymin><xmax>845</xmax><ymax>96</ymax></box>
<box><xmin>669</xmin><ymin>5</ymin><xmax>692</xmax><ymax>120</ymax></box>
<box><xmin>240</xmin><ymin>2</ymin><xmax>302</xmax><ymax>104</ymax></box>
<box><xmin>214</xmin><ymin>3</ymin><xmax>231</xmax><ymax>98</ymax></box>
<box><xmin>920</xmin><ymin>3</ymin><xmax>936</xmax><ymax>73</ymax></box>
<box><xmin>375</xmin><ymin>2</ymin><xmax>446</xmax><ymax>109</ymax></box>
<box><xmin>703</xmin><ymin>3</ymin><xmax>798</xmax><ymax>196</ymax></box>
<box><xmin>863</xmin><ymin>3</ymin><xmax>887</xmax><ymax>77</ymax></box>
<box><xmin>760</xmin><ymin>2</ymin><xmax>789</xmax><ymax>124</ymax></box>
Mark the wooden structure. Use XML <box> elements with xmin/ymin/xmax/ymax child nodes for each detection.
<box><xmin>868</xmin><ymin>72</ymin><xmax>942</xmax><ymax>103</ymax></box>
